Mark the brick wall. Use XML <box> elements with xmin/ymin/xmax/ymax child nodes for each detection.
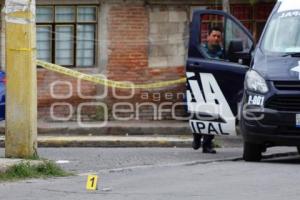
<box><xmin>37</xmin><ymin>69</ymin><xmax>100</xmax><ymax>121</ymax></box>
<box><xmin>106</xmin><ymin>3</ymin><xmax>186</xmax><ymax>121</ymax></box>
<box><xmin>107</xmin><ymin>4</ymin><xmax>149</xmax><ymax>82</ymax></box>
<box><xmin>35</xmin><ymin>1</ymin><xmax>187</xmax><ymax>122</ymax></box>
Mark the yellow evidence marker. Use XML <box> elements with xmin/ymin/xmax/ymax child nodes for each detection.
<box><xmin>86</xmin><ymin>175</ymin><xmax>98</xmax><ymax>190</ymax></box>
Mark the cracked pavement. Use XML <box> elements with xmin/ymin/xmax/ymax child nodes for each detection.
<box><xmin>0</xmin><ymin>147</ymin><xmax>299</xmax><ymax>200</ymax></box>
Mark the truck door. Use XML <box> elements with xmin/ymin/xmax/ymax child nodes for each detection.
<box><xmin>186</xmin><ymin>10</ymin><xmax>254</xmax><ymax>136</ymax></box>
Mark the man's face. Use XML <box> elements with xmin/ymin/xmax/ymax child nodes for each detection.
<box><xmin>207</xmin><ymin>30</ymin><xmax>222</xmax><ymax>46</ymax></box>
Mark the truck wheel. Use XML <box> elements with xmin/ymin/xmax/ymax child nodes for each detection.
<box><xmin>243</xmin><ymin>142</ymin><xmax>262</xmax><ymax>162</ymax></box>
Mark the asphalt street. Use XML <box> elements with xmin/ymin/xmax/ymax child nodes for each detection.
<box><xmin>1</xmin><ymin>147</ymin><xmax>243</xmax><ymax>173</ymax></box>
<box><xmin>0</xmin><ymin>147</ymin><xmax>299</xmax><ymax>200</ymax></box>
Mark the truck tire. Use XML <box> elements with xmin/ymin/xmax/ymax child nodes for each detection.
<box><xmin>297</xmin><ymin>146</ymin><xmax>300</xmax><ymax>154</ymax></box>
<box><xmin>243</xmin><ymin>142</ymin><xmax>262</xmax><ymax>162</ymax></box>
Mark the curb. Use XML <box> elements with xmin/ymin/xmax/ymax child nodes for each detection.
<box><xmin>0</xmin><ymin>135</ymin><xmax>243</xmax><ymax>148</ymax></box>
<box><xmin>0</xmin><ymin>136</ymin><xmax>193</xmax><ymax>148</ymax></box>
<box><xmin>38</xmin><ymin>137</ymin><xmax>192</xmax><ymax>148</ymax></box>
<box><xmin>0</xmin><ymin>121</ymin><xmax>191</xmax><ymax>136</ymax></box>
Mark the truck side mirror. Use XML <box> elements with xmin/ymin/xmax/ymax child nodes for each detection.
<box><xmin>228</xmin><ymin>39</ymin><xmax>243</xmax><ymax>54</ymax></box>
<box><xmin>228</xmin><ymin>40</ymin><xmax>250</xmax><ymax>65</ymax></box>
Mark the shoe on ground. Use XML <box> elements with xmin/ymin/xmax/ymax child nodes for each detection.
<box><xmin>202</xmin><ymin>146</ymin><xmax>217</xmax><ymax>154</ymax></box>
<box><xmin>192</xmin><ymin>134</ymin><xmax>201</xmax><ymax>150</ymax></box>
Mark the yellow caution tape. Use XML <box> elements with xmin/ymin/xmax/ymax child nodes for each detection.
<box><xmin>9</xmin><ymin>48</ymin><xmax>36</xmax><ymax>51</ymax></box>
<box><xmin>37</xmin><ymin>60</ymin><xmax>186</xmax><ymax>89</ymax></box>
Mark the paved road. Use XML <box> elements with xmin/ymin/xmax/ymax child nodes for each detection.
<box><xmin>0</xmin><ymin>147</ymin><xmax>299</xmax><ymax>200</ymax></box>
<box><xmin>0</xmin><ymin>147</ymin><xmax>244</xmax><ymax>173</ymax></box>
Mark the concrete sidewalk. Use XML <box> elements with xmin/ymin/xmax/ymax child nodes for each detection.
<box><xmin>0</xmin><ymin>135</ymin><xmax>242</xmax><ymax>148</ymax></box>
<box><xmin>37</xmin><ymin>121</ymin><xmax>192</xmax><ymax>136</ymax></box>
<box><xmin>0</xmin><ymin>120</ymin><xmax>243</xmax><ymax>148</ymax></box>
<box><xmin>0</xmin><ymin>120</ymin><xmax>190</xmax><ymax>135</ymax></box>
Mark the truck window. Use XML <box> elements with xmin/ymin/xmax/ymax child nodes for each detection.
<box><xmin>199</xmin><ymin>14</ymin><xmax>225</xmax><ymax>60</ymax></box>
<box><xmin>262</xmin><ymin>11</ymin><xmax>300</xmax><ymax>53</ymax></box>
<box><xmin>198</xmin><ymin>13</ymin><xmax>253</xmax><ymax>65</ymax></box>
<box><xmin>225</xmin><ymin>19</ymin><xmax>253</xmax><ymax>54</ymax></box>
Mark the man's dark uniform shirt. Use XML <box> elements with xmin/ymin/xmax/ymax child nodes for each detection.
<box><xmin>201</xmin><ymin>43</ymin><xmax>223</xmax><ymax>59</ymax></box>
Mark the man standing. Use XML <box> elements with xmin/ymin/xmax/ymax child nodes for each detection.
<box><xmin>192</xmin><ymin>26</ymin><xmax>223</xmax><ymax>154</ymax></box>
<box><xmin>201</xmin><ymin>26</ymin><xmax>223</xmax><ymax>59</ymax></box>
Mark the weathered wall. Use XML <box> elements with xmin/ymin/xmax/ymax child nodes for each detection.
<box><xmin>105</xmin><ymin>0</ymin><xmax>186</xmax><ymax>121</ymax></box>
